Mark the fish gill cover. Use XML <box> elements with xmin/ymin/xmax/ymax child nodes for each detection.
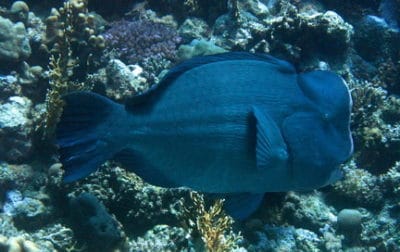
<box><xmin>0</xmin><ymin>0</ymin><xmax>399</xmax><ymax>251</ymax></box>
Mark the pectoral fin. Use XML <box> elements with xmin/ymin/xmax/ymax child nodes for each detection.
<box><xmin>251</xmin><ymin>106</ymin><xmax>288</xmax><ymax>170</ymax></box>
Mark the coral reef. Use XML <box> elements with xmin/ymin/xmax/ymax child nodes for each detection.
<box><xmin>177</xmin><ymin>39</ymin><xmax>227</xmax><ymax>60</ymax></box>
<box><xmin>103</xmin><ymin>18</ymin><xmax>181</xmax><ymax>83</ymax></box>
<box><xmin>2</xmin><ymin>190</ymin><xmax>52</xmax><ymax>231</ymax></box>
<box><xmin>146</xmin><ymin>0</ymin><xmax>228</xmax><ymax>24</ymax></box>
<box><xmin>281</xmin><ymin>192</ymin><xmax>337</xmax><ymax>232</ymax></box>
<box><xmin>65</xmin><ymin>164</ymin><xmax>187</xmax><ymax>236</ymax></box>
<box><xmin>211</xmin><ymin>0</ymin><xmax>353</xmax><ymax>68</ymax></box>
<box><xmin>331</xmin><ymin>161</ymin><xmax>384</xmax><ymax>208</ymax></box>
<box><xmin>0</xmin><ymin>235</ymin><xmax>40</xmax><ymax>252</ymax></box>
<box><xmin>0</xmin><ymin>16</ymin><xmax>31</xmax><ymax>63</ymax></box>
<box><xmin>69</xmin><ymin>193</ymin><xmax>125</xmax><ymax>251</ymax></box>
<box><xmin>0</xmin><ymin>96</ymin><xmax>33</xmax><ymax>162</ymax></box>
<box><xmin>178</xmin><ymin>17</ymin><xmax>210</xmax><ymax>42</ymax></box>
<box><xmin>247</xmin><ymin>225</ymin><xmax>322</xmax><ymax>251</ymax></box>
<box><xmin>42</xmin><ymin>0</ymin><xmax>104</xmax><ymax>137</ymax></box>
<box><xmin>0</xmin><ymin>0</ymin><xmax>399</xmax><ymax>251</ymax></box>
<box><xmin>181</xmin><ymin>192</ymin><xmax>243</xmax><ymax>251</ymax></box>
<box><xmin>104</xmin><ymin>59</ymin><xmax>148</xmax><ymax>101</ymax></box>
<box><xmin>336</xmin><ymin>209</ymin><xmax>363</xmax><ymax>242</ymax></box>
<box><xmin>350</xmin><ymin>81</ymin><xmax>400</xmax><ymax>173</ymax></box>
<box><xmin>128</xmin><ymin>225</ymin><xmax>190</xmax><ymax>251</ymax></box>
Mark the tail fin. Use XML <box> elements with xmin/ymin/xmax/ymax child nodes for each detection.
<box><xmin>56</xmin><ymin>92</ymin><xmax>121</xmax><ymax>182</ymax></box>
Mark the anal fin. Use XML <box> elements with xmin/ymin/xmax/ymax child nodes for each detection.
<box><xmin>113</xmin><ymin>148</ymin><xmax>177</xmax><ymax>188</ymax></box>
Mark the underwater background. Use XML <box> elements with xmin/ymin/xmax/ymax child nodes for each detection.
<box><xmin>0</xmin><ymin>0</ymin><xmax>399</xmax><ymax>251</ymax></box>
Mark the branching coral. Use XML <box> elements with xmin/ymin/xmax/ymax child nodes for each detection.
<box><xmin>331</xmin><ymin>160</ymin><xmax>384</xmax><ymax>208</ymax></box>
<box><xmin>102</xmin><ymin>18</ymin><xmax>181</xmax><ymax>82</ymax></box>
<box><xmin>349</xmin><ymin>79</ymin><xmax>400</xmax><ymax>173</ymax></box>
<box><xmin>41</xmin><ymin>0</ymin><xmax>104</xmax><ymax>138</ymax></box>
<box><xmin>376</xmin><ymin>59</ymin><xmax>400</xmax><ymax>95</ymax></box>
<box><xmin>180</xmin><ymin>191</ymin><xmax>242</xmax><ymax>252</ymax></box>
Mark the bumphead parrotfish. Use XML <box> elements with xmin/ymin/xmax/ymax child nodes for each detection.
<box><xmin>56</xmin><ymin>52</ymin><xmax>353</xmax><ymax>219</ymax></box>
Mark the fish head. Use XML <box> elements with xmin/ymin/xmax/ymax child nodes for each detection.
<box><xmin>282</xmin><ymin>70</ymin><xmax>353</xmax><ymax>190</ymax></box>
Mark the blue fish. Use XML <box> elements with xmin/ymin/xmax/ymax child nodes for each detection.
<box><xmin>56</xmin><ymin>52</ymin><xmax>353</xmax><ymax>219</ymax></box>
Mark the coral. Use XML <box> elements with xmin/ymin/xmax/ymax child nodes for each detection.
<box><xmin>0</xmin><ymin>215</ymin><xmax>19</xmax><ymax>238</ymax></box>
<box><xmin>178</xmin><ymin>17</ymin><xmax>210</xmax><ymax>42</ymax></box>
<box><xmin>376</xmin><ymin>59</ymin><xmax>400</xmax><ymax>95</ymax></box>
<box><xmin>318</xmin><ymin>0</ymin><xmax>380</xmax><ymax>24</ymax></box>
<box><xmin>41</xmin><ymin>0</ymin><xmax>104</xmax><ymax>138</ymax></box>
<box><xmin>0</xmin><ymin>0</ymin><xmax>398</xmax><ymax>251</ymax></box>
<box><xmin>128</xmin><ymin>225</ymin><xmax>190</xmax><ymax>251</ymax></box>
<box><xmin>294</xmin><ymin>228</ymin><xmax>322</xmax><ymax>251</ymax></box>
<box><xmin>263</xmin><ymin>7</ymin><xmax>353</xmax><ymax>65</ymax></box>
<box><xmin>147</xmin><ymin>0</ymin><xmax>228</xmax><ymax>24</ymax></box>
<box><xmin>357</xmin><ymin>206</ymin><xmax>400</xmax><ymax>250</ymax></box>
<box><xmin>281</xmin><ymin>191</ymin><xmax>337</xmax><ymax>232</ymax></box>
<box><xmin>0</xmin><ymin>235</ymin><xmax>40</xmax><ymax>252</ymax></box>
<box><xmin>350</xmin><ymin>80</ymin><xmax>400</xmax><ymax>173</ymax></box>
<box><xmin>85</xmin><ymin>59</ymin><xmax>149</xmax><ymax>102</ymax></box>
<box><xmin>212</xmin><ymin>2</ymin><xmax>268</xmax><ymax>51</ymax></box>
<box><xmin>104</xmin><ymin>59</ymin><xmax>148</xmax><ymax>101</ymax></box>
<box><xmin>2</xmin><ymin>189</ymin><xmax>53</xmax><ymax>231</ymax></box>
<box><xmin>0</xmin><ymin>16</ymin><xmax>31</xmax><ymax>62</ymax></box>
<box><xmin>9</xmin><ymin>1</ymin><xmax>29</xmax><ymax>24</ymax></box>
<box><xmin>87</xmin><ymin>0</ymin><xmax>137</xmax><ymax>16</ymax></box>
<box><xmin>32</xmin><ymin>224</ymin><xmax>76</xmax><ymax>251</ymax></box>
<box><xmin>212</xmin><ymin>0</ymin><xmax>353</xmax><ymax>68</ymax></box>
<box><xmin>0</xmin><ymin>215</ymin><xmax>56</xmax><ymax>251</ymax></box>
<box><xmin>177</xmin><ymin>39</ymin><xmax>227</xmax><ymax>60</ymax></box>
<box><xmin>103</xmin><ymin>18</ymin><xmax>181</xmax><ymax>83</ymax></box>
<box><xmin>68</xmin><ymin>193</ymin><xmax>125</xmax><ymax>251</ymax></box>
<box><xmin>65</xmin><ymin>164</ymin><xmax>186</xmax><ymax>236</ymax></box>
<box><xmin>0</xmin><ymin>163</ymin><xmax>37</xmax><ymax>196</ymax></box>
<box><xmin>0</xmin><ymin>75</ymin><xmax>19</xmax><ymax>101</ymax></box>
<box><xmin>381</xmin><ymin>161</ymin><xmax>400</xmax><ymax>197</ymax></box>
<box><xmin>331</xmin><ymin>161</ymin><xmax>384</xmax><ymax>208</ymax></box>
<box><xmin>0</xmin><ymin>96</ymin><xmax>33</xmax><ymax>162</ymax></box>
<box><xmin>110</xmin><ymin>169</ymin><xmax>184</xmax><ymax>234</ymax></box>
<box><xmin>247</xmin><ymin>225</ymin><xmax>322</xmax><ymax>251</ymax></box>
<box><xmin>336</xmin><ymin>209</ymin><xmax>363</xmax><ymax>242</ymax></box>
<box><xmin>247</xmin><ymin>225</ymin><xmax>298</xmax><ymax>251</ymax></box>
<box><xmin>44</xmin><ymin>0</ymin><xmax>105</xmax><ymax>51</ymax></box>
<box><xmin>322</xmin><ymin>230</ymin><xmax>343</xmax><ymax>251</ymax></box>
<box><xmin>353</xmin><ymin>15</ymin><xmax>398</xmax><ymax>63</ymax></box>
<box><xmin>181</xmin><ymin>192</ymin><xmax>242</xmax><ymax>252</ymax></box>
<box><xmin>234</xmin><ymin>0</ymin><xmax>271</xmax><ymax>19</ymax></box>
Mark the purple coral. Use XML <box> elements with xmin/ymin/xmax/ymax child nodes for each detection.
<box><xmin>103</xmin><ymin>19</ymin><xmax>181</xmax><ymax>76</ymax></box>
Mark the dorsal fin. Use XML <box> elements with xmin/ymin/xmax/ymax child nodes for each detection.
<box><xmin>125</xmin><ymin>52</ymin><xmax>295</xmax><ymax>110</ymax></box>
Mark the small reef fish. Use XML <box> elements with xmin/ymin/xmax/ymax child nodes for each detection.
<box><xmin>56</xmin><ymin>52</ymin><xmax>353</xmax><ymax>219</ymax></box>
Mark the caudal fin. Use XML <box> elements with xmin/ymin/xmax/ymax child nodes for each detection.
<box><xmin>56</xmin><ymin>92</ymin><xmax>121</xmax><ymax>182</ymax></box>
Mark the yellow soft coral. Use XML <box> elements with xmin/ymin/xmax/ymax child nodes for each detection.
<box><xmin>42</xmin><ymin>0</ymin><xmax>99</xmax><ymax>138</ymax></box>
<box><xmin>181</xmin><ymin>191</ymin><xmax>242</xmax><ymax>252</ymax></box>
